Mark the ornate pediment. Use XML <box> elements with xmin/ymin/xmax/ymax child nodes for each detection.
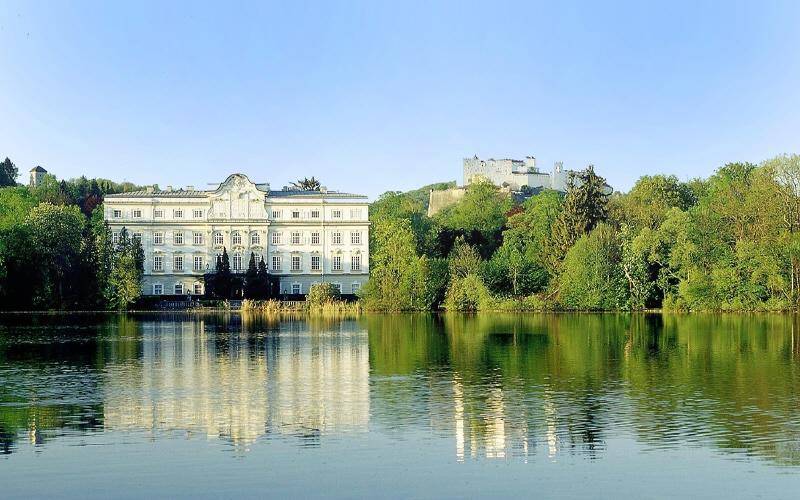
<box><xmin>208</xmin><ymin>174</ymin><xmax>267</xmax><ymax>220</ymax></box>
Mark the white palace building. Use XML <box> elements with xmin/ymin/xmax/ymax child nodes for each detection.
<box><xmin>104</xmin><ymin>174</ymin><xmax>370</xmax><ymax>297</ymax></box>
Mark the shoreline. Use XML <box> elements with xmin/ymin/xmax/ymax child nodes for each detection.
<box><xmin>0</xmin><ymin>308</ymin><xmax>797</xmax><ymax>315</ymax></box>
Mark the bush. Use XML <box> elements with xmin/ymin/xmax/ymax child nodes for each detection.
<box><xmin>307</xmin><ymin>282</ymin><xmax>341</xmax><ymax>306</ymax></box>
<box><xmin>444</xmin><ymin>273</ymin><xmax>491</xmax><ymax>311</ymax></box>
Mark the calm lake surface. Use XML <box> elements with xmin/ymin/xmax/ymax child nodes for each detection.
<box><xmin>2</xmin><ymin>313</ymin><xmax>800</xmax><ymax>498</ymax></box>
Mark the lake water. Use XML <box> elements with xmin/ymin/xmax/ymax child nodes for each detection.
<box><xmin>2</xmin><ymin>313</ymin><xmax>800</xmax><ymax>498</ymax></box>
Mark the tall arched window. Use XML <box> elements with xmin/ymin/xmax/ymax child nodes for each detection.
<box><xmin>232</xmin><ymin>232</ymin><xmax>242</xmax><ymax>245</ymax></box>
<box><xmin>213</xmin><ymin>232</ymin><xmax>224</xmax><ymax>246</ymax></box>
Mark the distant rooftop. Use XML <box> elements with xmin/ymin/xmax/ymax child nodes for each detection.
<box><xmin>268</xmin><ymin>189</ymin><xmax>367</xmax><ymax>199</ymax></box>
<box><xmin>30</xmin><ymin>165</ymin><xmax>47</xmax><ymax>173</ymax></box>
<box><xmin>106</xmin><ymin>187</ymin><xmax>367</xmax><ymax>199</ymax></box>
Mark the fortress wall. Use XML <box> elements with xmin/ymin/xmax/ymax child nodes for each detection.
<box><xmin>428</xmin><ymin>187</ymin><xmax>467</xmax><ymax>216</ymax></box>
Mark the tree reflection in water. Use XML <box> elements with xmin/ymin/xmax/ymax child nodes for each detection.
<box><xmin>1</xmin><ymin>312</ymin><xmax>800</xmax><ymax>466</ymax></box>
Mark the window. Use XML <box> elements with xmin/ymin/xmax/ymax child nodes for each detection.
<box><xmin>174</xmin><ymin>231</ymin><xmax>184</xmax><ymax>245</ymax></box>
<box><xmin>193</xmin><ymin>283</ymin><xmax>203</xmax><ymax>295</ymax></box>
<box><xmin>351</xmin><ymin>231</ymin><xmax>361</xmax><ymax>245</ymax></box>
<box><xmin>311</xmin><ymin>209</ymin><xmax>320</xmax><ymax>219</ymax></box>
<box><xmin>272</xmin><ymin>256</ymin><xmax>282</xmax><ymax>271</ymax></box>
<box><xmin>332</xmin><ymin>232</ymin><xmax>342</xmax><ymax>245</ymax></box>
<box><xmin>332</xmin><ymin>255</ymin><xmax>342</xmax><ymax>271</ymax></box>
<box><xmin>352</xmin><ymin>282</ymin><xmax>361</xmax><ymax>294</ymax></box>
<box><xmin>132</xmin><ymin>232</ymin><xmax>142</xmax><ymax>242</ymax></box>
<box><xmin>174</xmin><ymin>255</ymin><xmax>184</xmax><ymax>272</ymax></box>
<box><xmin>291</xmin><ymin>231</ymin><xmax>301</xmax><ymax>245</ymax></box>
<box><xmin>154</xmin><ymin>232</ymin><xmax>164</xmax><ymax>245</ymax></box>
<box><xmin>350</xmin><ymin>208</ymin><xmax>361</xmax><ymax>219</ymax></box>
<box><xmin>112</xmin><ymin>209</ymin><xmax>122</xmax><ymax>218</ymax></box>
<box><xmin>232</xmin><ymin>232</ymin><xmax>242</xmax><ymax>245</ymax></box>
<box><xmin>251</xmin><ymin>233</ymin><xmax>260</xmax><ymax>245</ymax></box>
<box><xmin>153</xmin><ymin>255</ymin><xmax>163</xmax><ymax>271</ymax></box>
<box><xmin>153</xmin><ymin>284</ymin><xmax>163</xmax><ymax>295</ymax></box>
<box><xmin>333</xmin><ymin>283</ymin><xmax>342</xmax><ymax>293</ymax></box>
<box><xmin>291</xmin><ymin>255</ymin><xmax>301</xmax><ymax>271</ymax></box>
<box><xmin>133</xmin><ymin>209</ymin><xmax>142</xmax><ymax>218</ymax></box>
<box><xmin>154</xmin><ymin>209</ymin><xmax>164</xmax><ymax>218</ymax></box>
<box><xmin>311</xmin><ymin>232</ymin><xmax>320</xmax><ymax>245</ymax></box>
<box><xmin>351</xmin><ymin>255</ymin><xmax>361</xmax><ymax>271</ymax></box>
<box><xmin>193</xmin><ymin>209</ymin><xmax>203</xmax><ymax>218</ymax></box>
<box><xmin>271</xmin><ymin>232</ymin><xmax>282</xmax><ymax>245</ymax></box>
<box><xmin>271</xmin><ymin>210</ymin><xmax>281</xmax><ymax>219</ymax></box>
<box><xmin>292</xmin><ymin>283</ymin><xmax>301</xmax><ymax>294</ymax></box>
<box><xmin>213</xmin><ymin>232</ymin><xmax>223</xmax><ymax>246</ymax></box>
<box><xmin>194</xmin><ymin>256</ymin><xmax>204</xmax><ymax>271</ymax></box>
<box><xmin>174</xmin><ymin>283</ymin><xmax>184</xmax><ymax>295</ymax></box>
<box><xmin>112</xmin><ymin>232</ymin><xmax>120</xmax><ymax>245</ymax></box>
<box><xmin>292</xmin><ymin>210</ymin><xmax>300</xmax><ymax>219</ymax></box>
<box><xmin>311</xmin><ymin>255</ymin><xmax>321</xmax><ymax>271</ymax></box>
<box><xmin>332</xmin><ymin>209</ymin><xmax>342</xmax><ymax>219</ymax></box>
<box><xmin>194</xmin><ymin>232</ymin><xmax>203</xmax><ymax>245</ymax></box>
<box><xmin>174</xmin><ymin>210</ymin><xmax>183</xmax><ymax>218</ymax></box>
<box><xmin>232</xmin><ymin>254</ymin><xmax>242</xmax><ymax>271</ymax></box>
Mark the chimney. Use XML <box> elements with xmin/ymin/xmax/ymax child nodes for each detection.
<box><xmin>166</xmin><ymin>185</ymin><xmax>173</xmax><ymax>191</ymax></box>
<box><xmin>146</xmin><ymin>186</ymin><xmax>154</xmax><ymax>193</ymax></box>
<box><xmin>186</xmin><ymin>185</ymin><xmax>195</xmax><ymax>191</ymax></box>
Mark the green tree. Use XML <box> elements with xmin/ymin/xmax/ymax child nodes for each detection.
<box><xmin>419</xmin><ymin>256</ymin><xmax>449</xmax><ymax>310</ymax></box>
<box><xmin>256</xmin><ymin>257</ymin><xmax>270</xmax><ymax>299</ymax></box>
<box><xmin>559</xmin><ymin>224</ymin><xmax>629</xmax><ymax>310</ymax></box>
<box><xmin>290</xmin><ymin>176</ymin><xmax>321</xmax><ymax>191</ymax></box>
<box><xmin>0</xmin><ymin>158</ymin><xmax>19</xmax><ymax>187</ymax></box>
<box><xmin>211</xmin><ymin>248</ymin><xmax>234</xmax><ymax>298</ymax></box>
<box><xmin>434</xmin><ymin>179</ymin><xmax>512</xmax><ymax>257</ymax></box>
<box><xmin>26</xmin><ymin>203</ymin><xmax>86</xmax><ymax>308</ymax></box>
<box><xmin>612</xmin><ymin>175</ymin><xmax>696</xmax><ymax>230</ymax></box>
<box><xmin>244</xmin><ymin>252</ymin><xmax>260</xmax><ymax>298</ymax></box>
<box><xmin>0</xmin><ymin>186</ymin><xmax>36</xmax><ymax>230</ymax></box>
<box><xmin>444</xmin><ymin>273</ymin><xmax>491</xmax><ymax>311</ymax></box>
<box><xmin>362</xmin><ymin>218</ymin><xmax>428</xmax><ymax>310</ymax></box>
<box><xmin>763</xmin><ymin>154</ymin><xmax>800</xmax><ymax>304</ymax></box>
<box><xmin>447</xmin><ymin>238</ymin><xmax>482</xmax><ymax>280</ymax></box>
<box><xmin>370</xmin><ymin>189</ymin><xmax>438</xmax><ymax>255</ymax></box>
<box><xmin>503</xmin><ymin>190</ymin><xmax>563</xmax><ymax>276</ymax></box>
<box><xmin>105</xmin><ymin>227</ymin><xmax>144</xmax><ymax>309</ymax></box>
<box><xmin>551</xmin><ymin>166</ymin><xmax>610</xmax><ymax>267</ymax></box>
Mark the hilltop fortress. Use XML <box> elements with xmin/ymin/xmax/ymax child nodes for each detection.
<box><xmin>463</xmin><ymin>156</ymin><xmax>570</xmax><ymax>192</ymax></box>
<box><xmin>428</xmin><ymin>155</ymin><xmax>587</xmax><ymax>216</ymax></box>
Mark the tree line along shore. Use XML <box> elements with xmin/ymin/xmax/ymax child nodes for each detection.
<box><xmin>1</xmin><ymin>155</ymin><xmax>799</xmax><ymax>312</ymax></box>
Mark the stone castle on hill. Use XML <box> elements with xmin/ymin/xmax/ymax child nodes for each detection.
<box><xmin>428</xmin><ymin>155</ymin><xmax>589</xmax><ymax>216</ymax></box>
<box><xmin>463</xmin><ymin>156</ymin><xmax>570</xmax><ymax>192</ymax></box>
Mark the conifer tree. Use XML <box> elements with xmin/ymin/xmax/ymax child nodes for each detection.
<box><xmin>551</xmin><ymin>166</ymin><xmax>610</xmax><ymax>270</ymax></box>
<box><xmin>0</xmin><ymin>157</ymin><xmax>18</xmax><ymax>187</ymax></box>
<box><xmin>244</xmin><ymin>252</ymin><xmax>259</xmax><ymax>298</ymax></box>
<box><xmin>257</xmin><ymin>257</ymin><xmax>270</xmax><ymax>299</ymax></box>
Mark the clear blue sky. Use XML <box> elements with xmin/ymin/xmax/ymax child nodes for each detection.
<box><xmin>1</xmin><ymin>1</ymin><xmax>799</xmax><ymax>199</ymax></box>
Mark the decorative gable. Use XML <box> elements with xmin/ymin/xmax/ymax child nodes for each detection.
<box><xmin>207</xmin><ymin>174</ymin><xmax>267</xmax><ymax>220</ymax></box>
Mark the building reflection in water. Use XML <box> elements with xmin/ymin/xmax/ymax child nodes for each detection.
<box><xmin>4</xmin><ymin>312</ymin><xmax>800</xmax><ymax>466</ymax></box>
<box><xmin>102</xmin><ymin>315</ymin><xmax>369</xmax><ymax>450</ymax></box>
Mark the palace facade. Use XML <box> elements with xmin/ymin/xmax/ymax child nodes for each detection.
<box><xmin>104</xmin><ymin>173</ymin><xmax>369</xmax><ymax>297</ymax></box>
